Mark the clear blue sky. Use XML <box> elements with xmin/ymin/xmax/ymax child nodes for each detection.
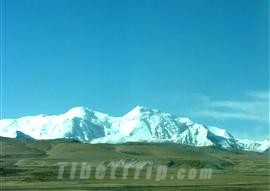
<box><xmin>2</xmin><ymin>0</ymin><xmax>269</xmax><ymax>139</ymax></box>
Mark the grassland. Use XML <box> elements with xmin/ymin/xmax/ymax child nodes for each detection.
<box><xmin>1</xmin><ymin>137</ymin><xmax>269</xmax><ymax>190</ymax></box>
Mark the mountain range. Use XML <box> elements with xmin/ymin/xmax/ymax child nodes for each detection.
<box><xmin>0</xmin><ymin>106</ymin><xmax>269</xmax><ymax>152</ymax></box>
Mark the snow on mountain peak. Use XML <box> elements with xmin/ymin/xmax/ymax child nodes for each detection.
<box><xmin>124</xmin><ymin>105</ymin><xmax>159</xmax><ymax>118</ymax></box>
<box><xmin>236</xmin><ymin>138</ymin><xmax>270</xmax><ymax>152</ymax></box>
<box><xmin>0</xmin><ymin>106</ymin><xmax>268</xmax><ymax>152</ymax></box>
<box><xmin>172</xmin><ymin>123</ymin><xmax>213</xmax><ymax>147</ymax></box>
<box><xmin>64</xmin><ymin>106</ymin><xmax>89</xmax><ymax>118</ymax></box>
<box><xmin>178</xmin><ymin>117</ymin><xmax>193</xmax><ymax>126</ymax></box>
<box><xmin>207</xmin><ymin>126</ymin><xmax>233</xmax><ymax>139</ymax></box>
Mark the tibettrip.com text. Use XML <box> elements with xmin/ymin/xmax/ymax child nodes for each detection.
<box><xmin>57</xmin><ymin>161</ymin><xmax>212</xmax><ymax>181</ymax></box>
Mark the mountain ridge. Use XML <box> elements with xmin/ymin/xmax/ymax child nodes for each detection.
<box><xmin>0</xmin><ymin>106</ymin><xmax>269</xmax><ymax>152</ymax></box>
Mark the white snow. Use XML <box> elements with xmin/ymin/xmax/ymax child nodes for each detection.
<box><xmin>178</xmin><ymin>117</ymin><xmax>193</xmax><ymax>126</ymax></box>
<box><xmin>64</xmin><ymin>106</ymin><xmax>87</xmax><ymax>118</ymax></box>
<box><xmin>236</xmin><ymin>138</ymin><xmax>270</xmax><ymax>152</ymax></box>
<box><xmin>0</xmin><ymin>106</ymin><xmax>268</xmax><ymax>152</ymax></box>
<box><xmin>208</xmin><ymin>126</ymin><xmax>233</xmax><ymax>139</ymax></box>
<box><xmin>172</xmin><ymin>123</ymin><xmax>214</xmax><ymax>147</ymax></box>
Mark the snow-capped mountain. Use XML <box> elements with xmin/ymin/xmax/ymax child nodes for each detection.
<box><xmin>236</xmin><ymin>138</ymin><xmax>270</xmax><ymax>152</ymax></box>
<box><xmin>0</xmin><ymin>106</ymin><xmax>269</xmax><ymax>152</ymax></box>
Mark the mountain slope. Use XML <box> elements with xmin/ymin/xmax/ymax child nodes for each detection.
<box><xmin>0</xmin><ymin>106</ymin><xmax>269</xmax><ymax>152</ymax></box>
<box><xmin>236</xmin><ymin>138</ymin><xmax>270</xmax><ymax>152</ymax></box>
<box><xmin>0</xmin><ymin>107</ymin><xmax>108</xmax><ymax>141</ymax></box>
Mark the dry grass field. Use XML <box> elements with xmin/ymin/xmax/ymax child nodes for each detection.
<box><xmin>1</xmin><ymin>137</ymin><xmax>269</xmax><ymax>190</ymax></box>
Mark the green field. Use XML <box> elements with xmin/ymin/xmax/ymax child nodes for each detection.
<box><xmin>1</xmin><ymin>137</ymin><xmax>269</xmax><ymax>190</ymax></box>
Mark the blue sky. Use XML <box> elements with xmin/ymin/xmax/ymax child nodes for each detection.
<box><xmin>2</xmin><ymin>0</ymin><xmax>269</xmax><ymax>139</ymax></box>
